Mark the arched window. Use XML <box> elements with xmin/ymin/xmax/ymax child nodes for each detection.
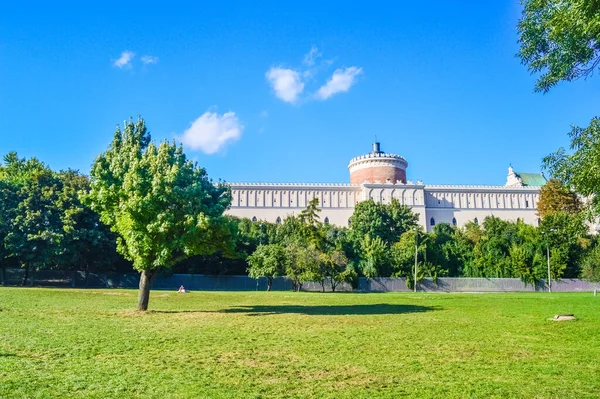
<box><xmin>537</xmin><ymin>218</ymin><xmax>541</xmax><ymax>226</ymax></box>
<box><xmin>324</xmin><ymin>217</ymin><xmax>329</xmax><ymax>224</ymax></box>
<box><xmin>276</xmin><ymin>217</ymin><xmax>281</xmax><ymax>224</ymax></box>
<box><xmin>251</xmin><ymin>216</ymin><xmax>257</xmax><ymax>222</ymax></box>
<box><xmin>430</xmin><ymin>217</ymin><xmax>435</xmax><ymax>226</ymax></box>
<box><xmin>474</xmin><ymin>217</ymin><xmax>479</xmax><ymax>225</ymax></box>
<box><xmin>348</xmin><ymin>219</ymin><xmax>352</xmax><ymax>227</ymax></box>
<box><xmin>452</xmin><ymin>217</ymin><xmax>457</xmax><ymax>226</ymax></box>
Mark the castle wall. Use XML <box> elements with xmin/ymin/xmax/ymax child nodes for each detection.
<box><xmin>226</xmin><ymin>182</ymin><xmax>542</xmax><ymax>232</ymax></box>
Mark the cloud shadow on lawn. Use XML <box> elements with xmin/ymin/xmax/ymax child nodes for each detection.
<box><xmin>219</xmin><ymin>304</ymin><xmax>439</xmax><ymax>316</ymax></box>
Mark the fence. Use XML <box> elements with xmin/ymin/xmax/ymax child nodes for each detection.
<box><xmin>2</xmin><ymin>269</ymin><xmax>600</xmax><ymax>292</ymax></box>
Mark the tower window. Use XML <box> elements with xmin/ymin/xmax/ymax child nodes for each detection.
<box><xmin>526</xmin><ymin>200</ymin><xmax>529</xmax><ymax>208</ymax></box>
<box><xmin>430</xmin><ymin>217</ymin><xmax>435</xmax><ymax>226</ymax></box>
<box><xmin>474</xmin><ymin>217</ymin><xmax>479</xmax><ymax>225</ymax></box>
<box><xmin>276</xmin><ymin>217</ymin><xmax>281</xmax><ymax>224</ymax></box>
<box><xmin>251</xmin><ymin>216</ymin><xmax>257</xmax><ymax>222</ymax></box>
<box><xmin>452</xmin><ymin>217</ymin><xmax>457</xmax><ymax>226</ymax></box>
<box><xmin>324</xmin><ymin>217</ymin><xmax>329</xmax><ymax>224</ymax></box>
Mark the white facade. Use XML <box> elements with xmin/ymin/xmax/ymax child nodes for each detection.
<box><xmin>226</xmin><ymin>179</ymin><xmax>542</xmax><ymax>232</ymax></box>
<box><xmin>225</xmin><ymin>143</ymin><xmax>544</xmax><ymax>231</ymax></box>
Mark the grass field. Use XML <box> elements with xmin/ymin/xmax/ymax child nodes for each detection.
<box><xmin>0</xmin><ymin>289</ymin><xmax>599</xmax><ymax>398</ymax></box>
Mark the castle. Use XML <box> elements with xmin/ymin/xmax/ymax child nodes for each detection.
<box><xmin>225</xmin><ymin>143</ymin><xmax>545</xmax><ymax>231</ymax></box>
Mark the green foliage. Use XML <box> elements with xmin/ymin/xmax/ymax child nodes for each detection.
<box><xmin>321</xmin><ymin>250</ymin><xmax>356</xmax><ymax>292</ymax></box>
<box><xmin>284</xmin><ymin>244</ymin><xmax>321</xmax><ymax>291</ymax></box>
<box><xmin>540</xmin><ymin>211</ymin><xmax>589</xmax><ymax>278</ymax></box>
<box><xmin>56</xmin><ymin>170</ymin><xmax>121</xmax><ymax>277</ymax></box>
<box><xmin>582</xmin><ymin>243</ymin><xmax>600</xmax><ymax>281</ymax></box>
<box><xmin>349</xmin><ymin>199</ymin><xmax>418</xmax><ymax>246</ymax></box>
<box><xmin>359</xmin><ymin>235</ymin><xmax>389</xmax><ymax>278</ymax></box>
<box><xmin>2</xmin><ymin>154</ymin><xmax>64</xmax><ymax>282</ymax></box>
<box><xmin>87</xmin><ymin>118</ymin><xmax>232</xmax><ymax>273</ymax></box>
<box><xmin>247</xmin><ymin>244</ymin><xmax>287</xmax><ymax>290</ymax></box>
<box><xmin>518</xmin><ymin>0</ymin><xmax>600</xmax><ymax>92</ymax></box>
<box><xmin>544</xmin><ymin>117</ymin><xmax>600</xmax><ymax>217</ymax></box>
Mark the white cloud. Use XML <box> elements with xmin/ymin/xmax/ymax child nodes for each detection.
<box><xmin>265</xmin><ymin>67</ymin><xmax>304</xmax><ymax>103</ymax></box>
<box><xmin>303</xmin><ymin>46</ymin><xmax>321</xmax><ymax>66</ymax></box>
<box><xmin>113</xmin><ymin>51</ymin><xmax>135</xmax><ymax>69</ymax></box>
<box><xmin>179</xmin><ymin>111</ymin><xmax>243</xmax><ymax>154</ymax></box>
<box><xmin>260</xmin><ymin>110</ymin><xmax>268</xmax><ymax>118</ymax></box>
<box><xmin>141</xmin><ymin>55</ymin><xmax>159</xmax><ymax>65</ymax></box>
<box><xmin>316</xmin><ymin>66</ymin><xmax>363</xmax><ymax>100</ymax></box>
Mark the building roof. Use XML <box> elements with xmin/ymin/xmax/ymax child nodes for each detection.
<box><xmin>515</xmin><ymin>172</ymin><xmax>547</xmax><ymax>187</ymax></box>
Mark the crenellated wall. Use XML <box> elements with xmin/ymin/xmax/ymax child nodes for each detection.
<box><xmin>225</xmin><ymin>181</ymin><xmax>541</xmax><ymax>231</ymax></box>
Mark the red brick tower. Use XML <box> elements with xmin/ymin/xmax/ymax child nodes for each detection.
<box><xmin>348</xmin><ymin>142</ymin><xmax>408</xmax><ymax>185</ymax></box>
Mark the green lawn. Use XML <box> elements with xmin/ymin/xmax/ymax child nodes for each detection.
<box><xmin>0</xmin><ymin>289</ymin><xmax>599</xmax><ymax>398</ymax></box>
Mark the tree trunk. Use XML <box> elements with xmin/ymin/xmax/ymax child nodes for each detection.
<box><xmin>84</xmin><ymin>264</ymin><xmax>89</xmax><ymax>288</ymax></box>
<box><xmin>137</xmin><ymin>270</ymin><xmax>155</xmax><ymax>311</ymax></box>
<box><xmin>267</xmin><ymin>277</ymin><xmax>272</xmax><ymax>292</ymax></box>
<box><xmin>21</xmin><ymin>265</ymin><xmax>29</xmax><ymax>286</ymax></box>
<box><xmin>321</xmin><ymin>281</ymin><xmax>325</xmax><ymax>292</ymax></box>
<box><xmin>71</xmin><ymin>270</ymin><xmax>77</xmax><ymax>288</ymax></box>
<box><xmin>1</xmin><ymin>266</ymin><xmax>5</xmax><ymax>286</ymax></box>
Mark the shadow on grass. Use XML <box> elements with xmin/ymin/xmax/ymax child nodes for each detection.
<box><xmin>0</xmin><ymin>353</ymin><xmax>16</xmax><ymax>357</ymax></box>
<box><xmin>150</xmin><ymin>304</ymin><xmax>439</xmax><ymax>316</ymax></box>
<box><xmin>221</xmin><ymin>304</ymin><xmax>438</xmax><ymax>316</ymax></box>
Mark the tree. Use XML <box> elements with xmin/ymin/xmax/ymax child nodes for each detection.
<box><xmin>57</xmin><ymin>170</ymin><xmax>122</xmax><ymax>286</ymax></box>
<box><xmin>1</xmin><ymin>153</ymin><xmax>64</xmax><ymax>285</ymax></box>
<box><xmin>284</xmin><ymin>244</ymin><xmax>320</xmax><ymax>291</ymax></box>
<box><xmin>537</xmin><ymin>179</ymin><xmax>582</xmax><ymax>218</ymax></box>
<box><xmin>324</xmin><ymin>250</ymin><xmax>355</xmax><ymax>292</ymax></box>
<box><xmin>0</xmin><ymin>180</ymin><xmax>13</xmax><ymax>285</ymax></box>
<box><xmin>87</xmin><ymin>118</ymin><xmax>232</xmax><ymax>310</ymax></box>
<box><xmin>349</xmin><ymin>199</ymin><xmax>418</xmax><ymax>246</ymax></box>
<box><xmin>544</xmin><ymin>117</ymin><xmax>600</xmax><ymax>216</ymax></box>
<box><xmin>518</xmin><ymin>0</ymin><xmax>600</xmax><ymax>92</ymax></box>
<box><xmin>582</xmin><ymin>243</ymin><xmax>600</xmax><ymax>281</ymax></box>
<box><xmin>358</xmin><ymin>235</ymin><xmax>389</xmax><ymax>278</ymax></box>
<box><xmin>539</xmin><ymin>211</ymin><xmax>589</xmax><ymax>278</ymax></box>
<box><xmin>247</xmin><ymin>244</ymin><xmax>286</xmax><ymax>291</ymax></box>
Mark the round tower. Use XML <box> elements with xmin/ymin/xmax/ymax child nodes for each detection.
<box><xmin>348</xmin><ymin>142</ymin><xmax>408</xmax><ymax>184</ymax></box>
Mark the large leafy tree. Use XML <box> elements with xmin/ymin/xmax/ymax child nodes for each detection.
<box><xmin>0</xmin><ymin>180</ymin><xmax>14</xmax><ymax>285</ymax></box>
<box><xmin>88</xmin><ymin>118</ymin><xmax>232</xmax><ymax>310</ymax></box>
<box><xmin>57</xmin><ymin>170</ymin><xmax>122</xmax><ymax>285</ymax></box>
<box><xmin>247</xmin><ymin>244</ymin><xmax>286</xmax><ymax>291</ymax></box>
<box><xmin>536</xmin><ymin>178</ymin><xmax>582</xmax><ymax>218</ymax></box>
<box><xmin>518</xmin><ymin>0</ymin><xmax>600</xmax><ymax>93</ymax></box>
<box><xmin>544</xmin><ymin>117</ymin><xmax>600</xmax><ymax>216</ymax></box>
<box><xmin>350</xmin><ymin>199</ymin><xmax>418</xmax><ymax>246</ymax></box>
<box><xmin>1</xmin><ymin>153</ymin><xmax>64</xmax><ymax>285</ymax></box>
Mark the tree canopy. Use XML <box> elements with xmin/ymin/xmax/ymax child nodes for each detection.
<box><xmin>518</xmin><ymin>0</ymin><xmax>600</xmax><ymax>92</ymax></box>
<box><xmin>543</xmin><ymin>117</ymin><xmax>600</xmax><ymax>217</ymax></box>
<box><xmin>87</xmin><ymin>117</ymin><xmax>232</xmax><ymax>310</ymax></box>
<box><xmin>536</xmin><ymin>178</ymin><xmax>582</xmax><ymax>218</ymax></box>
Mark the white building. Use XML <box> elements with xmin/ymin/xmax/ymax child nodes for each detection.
<box><xmin>226</xmin><ymin>143</ymin><xmax>546</xmax><ymax>232</ymax></box>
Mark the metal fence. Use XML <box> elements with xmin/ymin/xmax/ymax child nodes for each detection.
<box><xmin>2</xmin><ymin>269</ymin><xmax>599</xmax><ymax>292</ymax></box>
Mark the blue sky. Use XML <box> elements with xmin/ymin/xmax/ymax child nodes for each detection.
<box><xmin>1</xmin><ymin>1</ymin><xmax>599</xmax><ymax>186</ymax></box>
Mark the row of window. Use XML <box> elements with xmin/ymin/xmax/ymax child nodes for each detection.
<box><xmin>430</xmin><ymin>217</ymin><xmax>478</xmax><ymax>227</ymax></box>
<box><xmin>251</xmin><ymin>216</ymin><xmax>331</xmax><ymax>225</ymax></box>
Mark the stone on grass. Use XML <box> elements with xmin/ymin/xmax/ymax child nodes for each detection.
<box><xmin>548</xmin><ymin>314</ymin><xmax>577</xmax><ymax>322</ymax></box>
